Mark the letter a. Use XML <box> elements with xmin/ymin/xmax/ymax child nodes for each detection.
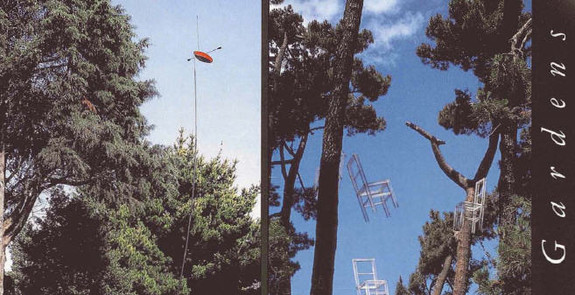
<box><xmin>551</xmin><ymin>202</ymin><xmax>566</xmax><ymax>218</ymax></box>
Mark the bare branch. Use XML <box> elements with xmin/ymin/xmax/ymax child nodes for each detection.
<box><xmin>297</xmin><ymin>172</ymin><xmax>306</xmax><ymax>189</ymax></box>
<box><xmin>271</xmin><ymin>159</ymin><xmax>294</xmax><ymax>165</ymax></box>
<box><xmin>273</xmin><ymin>32</ymin><xmax>289</xmax><ymax>75</ymax></box>
<box><xmin>309</xmin><ymin>126</ymin><xmax>325</xmax><ymax>134</ymax></box>
<box><xmin>406</xmin><ymin>121</ymin><xmax>469</xmax><ymax>188</ymax></box>
<box><xmin>283</xmin><ymin>141</ymin><xmax>297</xmax><ymax>157</ymax></box>
<box><xmin>406</xmin><ymin>121</ymin><xmax>446</xmax><ymax>145</ymax></box>
<box><xmin>510</xmin><ymin>17</ymin><xmax>532</xmax><ymax>57</ymax></box>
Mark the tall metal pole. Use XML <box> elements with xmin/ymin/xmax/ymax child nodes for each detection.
<box><xmin>180</xmin><ymin>16</ymin><xmax>200</xmax><ymax>279</ymax></box>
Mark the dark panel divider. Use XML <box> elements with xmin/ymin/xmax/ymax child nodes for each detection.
<box><xmin>532</xmin><ymin>0</ymin><xmax>575</xmax><ymax>293</ymax></box>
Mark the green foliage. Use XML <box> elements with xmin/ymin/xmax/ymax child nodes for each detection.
<box><xmin>395</xmin><ymin>276</ymin><xmax>410</xmax><ymax>295</ymax></box>
<box><xmin>417</xmin><ymin>0</ymin><xmax>528</xmax><ymax>81</ymax></box>
<box><xmin>268</xmin><ymin>218</ymin><xmax>313</xmax><ymax>294</ymax></box>
<box><xmin>418</xmin><ymin>1</ymin><xmax>532</xmax><ymax>293</ymax></box>
<box><xmin>418</xmin><ymin>211</ymin><xmax>457</xmax><ymax>278</ymax></box>
<box><xmin>418</xmin><ymin>0</ymin><xmax>531</xmax><ymax>137</ymax></box>
<box><xmin>101</xmin><ymin>202</ymin><xmax>187</xmax><ymax>295</ymax></box>
<box><xmin>9</xmin><ymin>189</ymin><xmax>106</xmax><ymax>295</ymax></box>
<box><xmin>403</xmin><ymin>206</ymin><xmax>499</xmax><ymax>295</ymax></box>
<box><xmin>10</xmin><ymin>132</ymin><xmax>260</xmax><ymax>295</ymax></box>
<box><xmin>1</xmin><ymin>0</ymin><xmax>158</xmax><ymax>266</ymax></box>
<box><xmin>159</xmin><ymin>132</ymin><xmax>260</xmax><ymax>294</ymax></box>
<box><xmin>473</xmin><ymin>195</ymin><xmax>531</xmax><ymax>295</ymax></box>
<box><xmin>269</xmin><ymin>5</ymin><xmax>390</xmax><ymax>148</ymax></box>
<box><xmin>10</xmin><ymin>187</ymin><xmax>187</xmax><ymax>295</ymax></box>
<box><xmin>403</xmin><ymin>211</ymin><xmax>456</xmax><ymax>295</ymax></box>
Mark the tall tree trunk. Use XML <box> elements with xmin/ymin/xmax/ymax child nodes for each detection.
<box><xmin>310</xmin><ymin>1</ymin><xmax>364</xmax><ymax>294</ymax></box>
<box><xmin>432</xmin><ymin>254</ymin><xmax>453</xmax><ymax>295</ymax></box>
<box><xmin>452</xmin><ymin>188</ymin><xmax>475</xmax><ymax>295</ymax></box>
<box><xmin>0</xmin><ymin>145</ymin><xmax>5</xmax><ymax>294</ymax></box>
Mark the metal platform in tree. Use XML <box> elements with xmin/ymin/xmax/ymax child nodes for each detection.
<box><xmin>352</xmin><ymin>258</ymin><xmax>390</xmax><ymax>295</ymax></box>
<box><xmin>453</xmin><ymin>178</ymin><xmax>487</xmax><ymax>234</ymax></box>
<box><xmin>346</xmin><ymin>153</ymin><xmax>398</xmax><ymax>222</ymax></box>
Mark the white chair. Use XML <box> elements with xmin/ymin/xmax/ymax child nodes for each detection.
<box><xmin>454</xmin><ymin>178</ymin><xmax>487</xmax><ymax>234</ymax></box>
<box><xmin>347</xmin><ymin>153</ymin><xmax>398</xmax><ymax>222</ymax></box>
<box><xmin>352</xmin><ymin>258</ymin><xmax>390</xmax><ymax>295</ymax></box>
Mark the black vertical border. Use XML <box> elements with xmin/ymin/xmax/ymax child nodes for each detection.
<box><xmin>261</xmin><ymin>0</ymin><xmax>269</xmax><ymax>294</ymax></box>
<box><xmin>532</xmin><ymin>0</ymin><xmax>575</xmax><ymax>293</ymax></box>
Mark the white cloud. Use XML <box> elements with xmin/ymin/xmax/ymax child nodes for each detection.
<box><xmin>279</xmin><ymin>0</ymin><xmax>342</xmax><ymax>23</ymax></box>
<box><xmin>370</xmin><ymin>11</ymin><xmax>425</xmax><ymax>51</ymax></box>
<box><xmin>364</xmin><ymin>0</ymin><xmax>401</xmax><ymax>14</ymax></box>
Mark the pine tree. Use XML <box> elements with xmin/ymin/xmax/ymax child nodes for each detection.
<box><xmin>395</xmin><ymin>276</ymin><xmax>410</xmax><ymax>295</ymax></box>
<box><xmin>9</xmin><ymin>132</ymin><xmax>260</xmax><ymax>295</ymax></box>
<box><xmin>268</xmin><ymin>1</ymin><xmax>391</xmax><ymax>293</ymax></box>
<box><xmin>416</xmin><ymin>0</ymin><xmax>531</xmax><ymax>292</ymax></box>
<box><xmin>0</xmin><ymin>0</ymin><xmax>158</xmax><ymax>291</ymax></box>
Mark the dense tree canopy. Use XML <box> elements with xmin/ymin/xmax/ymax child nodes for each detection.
<box><xmin>9</xmin><ymin>132</ymin><xmax>260</xmax><ymax>295</ymax></box>
<box><xmin>2</xmin><ymin>1</ymin><xmax>260</xmax><ymax>293</ymax></box>
<box><xmin>1</xmin><ymin>0</ymin><xmax>160</xmax><ymax>291</ymax></box>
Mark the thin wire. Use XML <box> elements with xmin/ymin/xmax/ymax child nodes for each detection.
<box><xmin>180</xmin><ymin>17</ymin><xmax>200</xmax><ymax>279</ymax></box>
<box><xmin>196</xmin><ymin>15</ymin><xmax>200</xmax><ymax>50</ymax></box>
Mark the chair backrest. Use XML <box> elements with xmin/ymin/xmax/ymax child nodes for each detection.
<box><xmin>352</xmin><ymin>258</ymin><xmax>378</xmax><ymax>288</ymax></box>
<box><xmin>347</xmin><ymin>154</ymin><xmax>369</xmax><ymax>196</ymax></box>
<box><xmin>475</xmin><ymin>178</ymin><xmax>487</xmax><ymax>206</ymax></box>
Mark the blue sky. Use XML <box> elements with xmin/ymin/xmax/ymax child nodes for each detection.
<box><xmin>271</xmin><ymin>0</ymin><xmax>531</xmax><ymax>294</ymax></box>
<box><xmin>111</xmin><ymin>0</ymin><xmax>262</xmax><ymax>218</ymax></box>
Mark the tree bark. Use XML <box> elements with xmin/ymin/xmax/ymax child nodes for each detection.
<box><xmin>432</xmin><ymin>254</ymin><xmax>453</xmax><ymax>295</ymax></box>
<box><xmin>0</xmin><ymin>146</ymin><xmax>5</xmax><ymax>294</ymax></box>
<box><xmin>452</xmin><ymin>188</ymin><xmax>475</xmax><ymax>295</ymax></box>
<box><xmin>310</xmin><ymin>0</ymin><xmax>364</xmax><ymax>294</ymax></box>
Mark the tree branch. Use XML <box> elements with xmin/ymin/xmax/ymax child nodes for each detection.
<box><xmin>309</xmin><ymin>126</ymin><xmax>325</xmax><ymax>134</ymax></box>
<box><xmin>473</xmin><ymin>132</ymin><xmax>499</xmax><ymax>181</ymax></box>
<box><xmin>4</xmin><ymin>186</ymin><xmax>41</xmax><ymax>245</ymax></box>
<box><xmin>406</xmin><ymin>121</ymin><xmax>445</xmax><ymax>145</ymax></box>
<box><xmin>271</xmin><ymin>159</ymin><xmax>294</xmax><ymax>165</ymax></box>
<box><xmin>406</xmin><ymin>121</ymin><xmax>470</xmax><ymax>188</ymax></box>
<box><xmin>510</xmin><ymin>17</ymin><xmax>532</xmax><ymax>57</ymax></box>
<box><xmin>283</xmin><ymin>141</ymin><xmax>297</xmax><ymax>158</ymax></box>
<box><xmin>278</xmin><ymin>143</ymin><xmax>288</xmax><ymax>180</ymax></box>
